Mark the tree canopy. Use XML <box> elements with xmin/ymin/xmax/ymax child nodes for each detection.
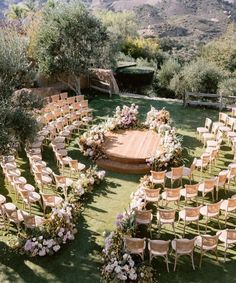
<box><xmin>33</xmin><ymin>0</ymin><xmax>113</xmax><ymax>94</ymax></box>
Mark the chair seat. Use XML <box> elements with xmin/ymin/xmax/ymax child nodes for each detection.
<box><xmin>4</xmin><ymin>202</ymin><xmax>16</xmax><ymax>211</ymax></box>
<box><xmin>180</xmin><ymin>189</ymin><xmax>197</xmax><ymax>199</ymax></box>
<box><xmin>198</xmin><ymin>183</ymin><xmax>214</xmax><ymax>194</ymax></box>
<box><xmin>77</xmin><ymin>163</ymin><xmax>86</xmax><ymax>171</ymax></box>
<box><xmin>179</xmin><ymin>210</ymin><xmax>199</xmax><ymax>222</ymax></box>
<box><xmin>42</xmin><ymin>175</ymin><xmax>52</xmax><ymax>184</ymax></box>
<box><xmin>166</xmin><ymin>171</ymin><xmax>182</xmax><ymax>180</ymax></box>
<box><xmin>219</xmin><ymin>126</ymin><xmax>231</xmax><ymax>133</ymax></box>
<box><xmin>157</xmin><ymin>214</ymin><xmax>174</xmax><ymax>224</ymax></box>
<box><xmin>183</xmin><ymin>167</ymin><xmax>191</xmax><ymax>177</ymax></box>
<box><xmin>195</xmin><ymin>236</ymin><xmax>217</xmax><ymax>250</ymax></box>
<box><xmin>44</xmin><ymin>196</ymin><xmax>63</xmax><ymax>207</ymax></box>
<box><xmin>161</xmin><ymin>192</ymin><xmax>179</xmax><ymax>201</ymax></box>
<box><xmin>200</xmin><ymin>206</ymin><xmax>219</xmax><ymax>217</ymax></box>
<box><xmin>28</xmin><ymin>192</ymin><xmax>41</xmax><ymax>202</ymax></box>
<box><xmin>23</xmin><ymin>184</ymin><xmax>35</xmax><ymax>192</ymax></box>
<box><xmin>197</xmin><ymin>127</ymin><xmax>209</xmax><ymax>134</ymax></box>
<box><xmin>149</xmin><ymin>176</ymin><xmax>165</xmax><ymax>184</ymax></box>
<box><xmin>207</xmin><ymin>140</ymin><xmax>217</xmax><ymax>147</ymax></box>
<box><xmin>220</xmin><ymin>200</ymin><xmax>236</xmax><ymax>212</ymax></box>
<box><xmin>146</xmin><ymin>196</ymin><xmax>159</xmax><ymax>202</ymax></box>
<box><xmin>217</xmin><ymin>230</ymin><xmax>236</xmax><ymax>244</ymax></box>
<box><xmin>136</xmin><ymin>219</ymin><xmax>151</xmax><ymax>225</ymax></box>
<box><xmin>151</xmin><ymin>250</ymin><xmax>168</xmax><ymax>256</ymax></box>
<box><xmin>171</xmin><ymin>240</ymin><xmax>193</xmax><ymax>254</ymax></box>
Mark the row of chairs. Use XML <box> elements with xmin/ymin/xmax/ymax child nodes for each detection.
<box><xmin>134</xmin><ymin>193</ymin><xmax>236</xmax><ymax>238</ymax></box>
<box><xmin>124</xmin><ymin>228</ymin><xmax>236</xmax><ymax>271</ymax></box>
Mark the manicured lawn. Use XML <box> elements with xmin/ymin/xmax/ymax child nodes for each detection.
<box><xmin>0</xmin><ymin>93</ymin><xmax>235</xmax><ymax>283</ymax></box>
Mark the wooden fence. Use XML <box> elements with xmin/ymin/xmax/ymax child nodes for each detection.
<box><xmin>184</xmin><ymin>92</ymin><xmax>236</xmax><ymax>110</ymax></box>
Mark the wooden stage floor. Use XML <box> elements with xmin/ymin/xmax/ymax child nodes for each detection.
<box><xmin>96</xmin><ymin>129</ymin><xmax>161</xmax><ymax>174</ymax></box>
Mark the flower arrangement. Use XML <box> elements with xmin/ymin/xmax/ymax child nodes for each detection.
<box><xmin>147</xmin><ymin>127</ymin><xmax>183</xmax><ymax>171</ymax></box>
<box><xmin>22</xmin><ymin>202</ymin><xmax>80</xmax><ymax>257</ymax></box>
<box><xmin>114</xmin><ymin>104</ymin><xmax>139</xmax><ymax>129</ymax></box>
<box><xmin>145</xmin><ymin>106</ymin><xmax>170</xmax><ymax>131</ymax></box>
<box><xmin>115</xmin><ymin>211</ymin><xmax>136</xmax><ymax>236</ymax></box>
<box><xmin>101</xmin><ymin>231</ymin><xmax>154</xmax><ymax>283</ymax></box>
<box><xmin>78</xmin><ymin>125</ymin><xmax>106</xmax><ymax>160</ymax></box>
<box><xmin>75</xmin><ymin>166</ymin><xmax>106</xmax><ymax>196</ymax></box>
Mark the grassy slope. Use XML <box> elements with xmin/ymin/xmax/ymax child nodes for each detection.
<box><xmin>0</xmin><ymin>94</ymin><xmax>235</xmax><ymax>283</ymax></box>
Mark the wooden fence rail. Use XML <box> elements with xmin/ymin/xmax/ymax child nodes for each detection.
<box><xmin>184</xmin><ymin>92</ymin><xmax>236</xmax><ymax>110</ymax></box>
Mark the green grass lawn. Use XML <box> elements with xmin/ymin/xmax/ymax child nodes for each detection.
<box><xmin>0</xmin><ymin>93</ymin><xmax>236</xmax><ymax>283</ymax></box>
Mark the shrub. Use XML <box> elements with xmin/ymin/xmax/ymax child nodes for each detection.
<box><xmin>157</xmin><ymin>58</ymin><xmax>181</xmax><ymax>88</ymax></box>
<box><xmin>178</xmin><ymin>58</ymin><xmax>224</xmax><ymax>94</ymax></box>
<box><xmin>121</xmin><ymin>37</ymin><xmax>159</xmax><ymax>60</ymax></box>
<box><xmin>218</xmin><ymin>78</ymin><xmax>236</xmax><ymax>97</ymax></box>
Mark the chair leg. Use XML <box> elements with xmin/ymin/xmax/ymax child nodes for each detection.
<box><xmin>174</xmin><ymin>253</ymin><xmax>178</xmax><ymax>271</ymax></box>
<box><xmin>199</xmin><ymin>252</ymin><xmax>203</xmax><ymax>268</ymax></box>
<box><xmin>191</xmin><ymin>252</ymin><xmax>195</xmax><ymax>270</ymax></box>
<box><xmin>165</xmin><ymin>256</ymin><xmax>170</xmax><ymax>272</ymax></box>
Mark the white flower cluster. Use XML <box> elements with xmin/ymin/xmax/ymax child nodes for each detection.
<box><xmin>24</xmin><ymin>203</ymin><xmax>78</xmax><ymax>257</ymax></box>
<box><xmin>24</xmin><ymin>236</ymin><xmax>61</xmax><ymax>257</ymax></box>
<box><xmin>130</xmin><ymin>186</ymin><xmax>145</xmax><ymax>211</ymax></box>
<box><xmin>75</xmin><ymin>168</ymin><xmax>106</xmax><ymax>196</ymax></box>
<box><xmin>145</xmin><ymin>106</ymin><xmax>170</xmax><ymax>131</ymax></box>
<box><xmin>115</xmin><ymin>104</ymin><xmax>139</xmax><ymax>129</ymax></box>
<box><xmin>104</xmin><ymin>253</ymin><xmax>137</xmax><ymax>281</ymax></box>
<box><xmin>147</xmin><ymin>127</ymin><xmax>182</xmax><ymax>170</ymax></box>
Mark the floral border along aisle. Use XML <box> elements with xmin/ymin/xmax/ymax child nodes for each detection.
<box><xmin>78</xmin><ymin>104</ymin><xmax>183</xmax><ymax>171</ymax></box>
<box><xmin>16</xmin><ymin>166</ymin><xmax>106</xmax><ymax>257</ymax></box>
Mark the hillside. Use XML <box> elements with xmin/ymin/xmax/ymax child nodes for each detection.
<box><xmin>90</xmin><ymin>0</ymin><xmax>236</xmax><ymax>43</ymax></box>
<box><xmin>1</xmin><ymin>0</ymin><xmax>236</xmax><ymax>43</ymax></box>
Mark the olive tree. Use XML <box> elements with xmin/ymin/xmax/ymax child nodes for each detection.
<box><xmin>33</xmin><ymin>0</ymin><xmax>113</xmax><ymax>94</ymax></box>
<box><xmin>0</xmin><ymin>29</ymin><xmax>34</xmax><ymax>98</ymax></box>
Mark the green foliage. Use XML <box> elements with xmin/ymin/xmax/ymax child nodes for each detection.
<box><xmin>201</xmin><ymin>24</ymin><xmax>236</xmax><ymax>72</ymax></box>
<box><xmin>33</xmin><ymin>0</ymin><xmax>113</xmax><ymax>94</ymax></box>
<box><xmin>218</xmin><ymin>77</ymin><xmax>236</xmax><ymax>97</ymax></box>
<box><xmin>121</xmin><ymin>37</ymin><xmax>159</xmax><ymax>60</ymax></box>
<box><xmin>157</xmin><ymin>58</ymin><xmax>181</xmax><ymax>88</ymax></box>
<box><xmin>0</xmin><ymin>29</ymin><xmax>34</xmax><ymax>98</ymax></box>
<box><xmin>95</xmin><ymin>10</ymin><xmax>138</xmax><ymax>46</ymax></box>
<box><xmin>179</xmin><ymin>58</ymin><xmax>224</xmax><ymax>94</ymax></box>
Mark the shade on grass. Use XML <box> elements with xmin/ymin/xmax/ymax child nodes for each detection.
<box><xmin>0</xmin><ymin>93</ymin><xmax>235</xmax><ymax>283</ymax></box>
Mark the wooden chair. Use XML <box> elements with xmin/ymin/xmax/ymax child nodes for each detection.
<box><xmin>198</xmin><ymin>178</ymin><xmax>216</xmax><ymax>203</ymax></box>
<box><xmin>124</xmin><ymin>237</ymin><xmax>146</xmax><ymax>260</ymax></box>
<box><xmin>227</xmin><ymin>166</ymin><xmax>236</xmax><ymax>191</ymax></box>
<box><xmin>178</xmin><ymin>206</ymin><xmax>201</xmax><ymax>236</ymax></box>
<box><xmin>171</xmin><ymin>238</ymin><xmax>196</xmax><ymax>271</ymax></box>
<box><xmin>217</xmin><ymin>229</ymin><xmax>236</xmax><ymax>262</ymax></box>
<box><xmin>216</xmin><ymin>170</ymin><xmax>229</xmax><ymax>200</ymax></box>
<box><xmin>161</xmin><ymin>187</ymin><xmax>181</xmax><ymax>208</ymax></box>
<box><xmin>202</xmin><ymin>123</ymin><xmax>219</xmax><ymax>147</ymax></box>
<box><xmin>157</xmin><ymin>208</ymin><xmax>176</xmax><ymax>235</ymax></box>
<box><xmin>166</xmin><ymin>166</ymin><xmax>183</xmax><ymax>187</ymax></box>
<box><xmin>148</xmin><ymin>239</ymin><xmax>170</xmax><ymax>272</ymax></box>
<box><xmin>150</xmin><ymin>170</ymin><xmax>166</xmax><ymax>188</ymax></box>
<box><xmin>135</xmin><ymin>209</ymin><xmax>153</xmax><ymax>237</ymax></box>
<box><xmin>144</xmin><ymin>188</ymin><xmax>161</xmax><ymax>208</ymax></box>
<box><xmin>19</xmin><ymin>190</ymin><xmax>41</xmax><ymax>214</ymax></box>
<box><xmin>41</xmin><ymin>193</ymin><xmax>63</xmax><ymax>214</ymax></box>
<box><xmin>183</xmin><ymin>159</ymin><xmax>197</xmax><ymax>184</ymax></box>
<box><xmin>180</xmin><ymin>184</ymin><xmax>199</xmax><ymax>205</ymax></box>
<box><xmin>200</xmin><ymin>200</ymin><xmax>223</xmax><ymax>232</ymax></box>
<box><xmin>69</xmin><ymin>160</ymin><xmax>86</xmax><ymax>176</ymax></box>
<box><xmin>21</xmin><ymin>211</ymin><xmax>44</xmax><ymax>229</ymax></box>
<box><xmin>197</xmin><ymin>118</ymin><xmax>212</xmax><ymax>140</ymax></box>
<box><xmin>220</xmin><ymin>198</ymin><xmax>236</xmax><ymax>226</ymax></box>
<box><xmin>195</xmin><ymin>153</ymin><xmax>211</xmax><ymax>177</ymax></box>
<box><xmin>195</xmin><ymin>234</ymin><xmax>220</xmax><ymax>268</ymax></box>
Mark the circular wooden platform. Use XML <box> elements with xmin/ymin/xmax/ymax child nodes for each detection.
<box><xmin>96</xmin><ymin>129</ymin><xmax>161</xmax><ymax>174</ymax></box>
